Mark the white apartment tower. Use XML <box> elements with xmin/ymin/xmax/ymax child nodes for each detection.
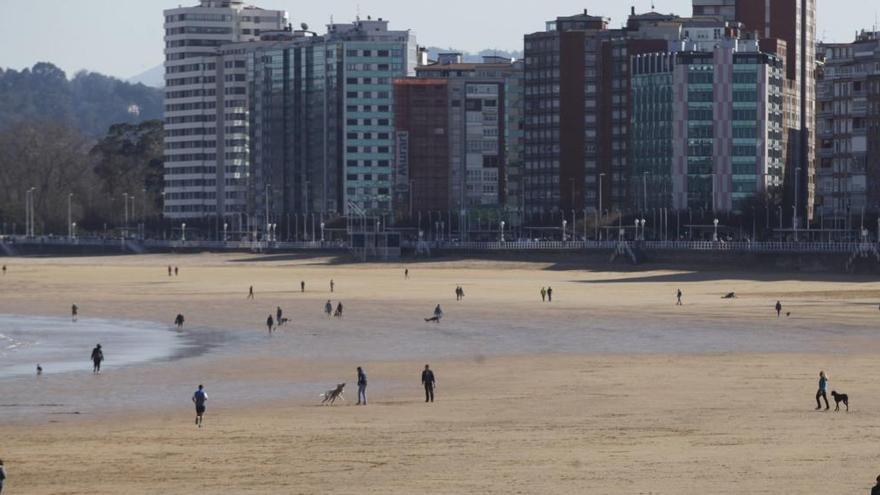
<box><xmin>163</xmin><ymin>0</ymin><xmax>286</xmax><ymax>222</ymax></box>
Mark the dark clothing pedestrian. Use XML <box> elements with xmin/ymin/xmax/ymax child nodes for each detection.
<box><xmin>676</xmin><ymin>289</ymin><xmax>682</xmax><ymax>305</ymax></box>
<box><xmin>547</xmin><ymin>287</ymin><xmax>553</xmax><ymax>302</ymax></box>
<box><xmin>324</xmin><ymin>300</ymin><xmax>333</xmax><ymax>317</ymax></box>
<box><xmin>330</xmin><ymin>279</ymin><xmax>335</xmax><ymax>292</ymax></box>
<box><xmin>168</xmin><ymin>266</ymin><xmax>172</xmax><ymax>276</ymax></box>
<box><xmin>175</xmin><ymin>314</ymin><xmax>185</xmax><ymax>328</ymax></box>
<box><xmin>276</xmin><ymin>307</ymin><xmax>283</xmax><ymax>323</ymax></box>
<box><xmin>91</xmin><ymin>345</ymin><xmax>104</xmax><ymax>373</ymax></box>
<box><xmin>357</xmin><ymin>367</ymin><xmax>367</xmax><ymax>405</ymax></box>
<box><xmin>192</xmin><ymin>385</ymin><xmax>208</xmax><ymax>427</ymax></box>
<box><xmin>816</xmin><ymin>372</ymin><xmax>829</xmax><ymax>410</ymax></box>
<box><xmin>301</xmin><ymin>281</ymin><xmax>305</xmax><ymax>292</ymax></box>
<box><xmin>266</xmin><ymin>315</ymin><xmax>274</xmax><ymax>333</ymax></box>
<box><xmin>775</xmin><ymin>301</ymin><xmax>782</xmax><ymax>317</ymax></box>
<box><xmin>872</xmin><ymin>477</ymin><xmax>880</xmax><ymax>495</ymax></box>
<box><xmin>71</xmin><ymin>304</ymin><xmax>78</xmax><ymax>322</ymax></box>
<box><xmin>174</xmin><ymin>266</ymin><xmax>179</xmax><ymax>276</ymax></box>
<box><xmin>540</xmin><ymin>287</ymin><xmax>546</xmax><ymax>302</ymax></box>
<box><xmin>248</xmin><ymin>286</ymin><xmax>254</xmax><ymax>299</ymax></box>
<box><xmin>404</xmin><ymin>269</ymin><xmax>409</xmax><ymax>279</ymax></box>
<box><xmin>421</xmin><ymin>366</ymin><xmax>435</xmax><ymax>403</ymax></box>
<box><xmin>334</xmin><ymin>302</ymin><xmax>343</xmax><ymax>318</ymax></box>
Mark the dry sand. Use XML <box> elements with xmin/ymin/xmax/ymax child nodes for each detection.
<box><xmin>1</xmin><ymin>253</ymin><xmax>880</xmax><ymax>494</ymax></box>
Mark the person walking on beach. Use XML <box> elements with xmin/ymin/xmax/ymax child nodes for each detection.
<box><xmin>168</xmin><ymin>265</ymin><xmax>172</xmax><ymax>277</ymax></box>
<box><xmin>266</xmin><ymin>315</ymin><xmax>275</xmax><ymax>334</ymax></box>
<box><xmin>775</xmin><ymin>300</ymin><xmax>782</xmax><ymax>318</ymax></box>
<box><xmin>2</xmin><ymin>265</ymin><xmax>6</xmax><ymax>275</ymax></box>
<box><xmin>540</xmin><ymin>287</ymin><xmax>546</xmax><ymax>302</ymax></box>
<box><xmin>334</xmin><ymin>302</ymin><xmax>343</xmax><ymax>318</ymax></box>
<box><xmin>175</xmin><ymin>313</ymin><xmax>185</xmax><ymax>329</ymax></box>
<box><xmin>36</xmin><ymin>364</ymin><xmax>42</xmax><ymax>376</ymax></box>
<box><xmin>434</xmin><ymin>304</ymin><xmax>443</xmax><ymax>319</ymax></box>
<box><xmin>0</xmin><ymin>458</ymin><xmax>6</xmax><ymax>494</ymax></box>
<box><xmin>404</xmin><ymin>268</ymin><xmax>409</xmax><ymax>279</ymax></box>
<box><xmin>356</xmin><ymin>366</ymin><xmax>367</xmax><ymax>405</ymax></box>
<box><xmin>91</xmin><ymin>344</ymin><xmax>104</xmax><ymax>374</ymax></box>
<box><xmin>276</xmin><ymin>306</ymin><xmax>283</xmax><ymax>325</ymax></box>
<box><xmin>174</xmin><ymin>266</ymin><xmax>179</xmax><ymax>276</ymax></box>
<box><xmin>71</xmin><ymin>303</ymin><xmax>78</xmax><ymax>322</ymax></box>
<box><xmin>816</xmin><ymin>370</ymin><xmax>830</xmax><ymax>410</ymax></box>
<box><xmin>248</xmin><ymin>286</ymin><xmax>254</xmax><ymax>299</ymax></box>
<box><xmin>459</xmin><ymin>286</ymin><xmax>464</xmax><ymax>300</ymax></box>
<box><xmin>330</xmin><ymin>279</ymin><xmax>335</xmax><ymax>293</ymax></box>
<box><xmin>676</xmin><ymin>289</ymin><xmax>683</xmax><ymax>306</ymax></box>
<box><xmin>421</xmin><ymin>364</ymin><xmax>436</xmax><ymax>403</ymax></box>
<box><xmin>455</xmin><ymin>286</ymin><xmax>461</xmax><ymax>301</ymax></box>
<box><xmin>324</xmin><ymin>300</ymin><xmax>333</xmax><ymax>318</ymax></box>
<box><xmin>547</xmin><ymin>287</ymin><xmax>553</xmax><ymax>302</ymax></box>
<box><xmin>300</xmin><ymin>280</ymin><xmax>305</xmax><ymax>293</ymax></box>
<box><xmin>192</xmin><ymin>384</ymin><xmax>208</xmax><ymax>428</ymax></box>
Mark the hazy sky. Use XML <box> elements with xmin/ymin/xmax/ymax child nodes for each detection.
<box><xmin>0</xmin><ymin>0</ymin><xmax>870</xmax><ymax>79</ymax></box>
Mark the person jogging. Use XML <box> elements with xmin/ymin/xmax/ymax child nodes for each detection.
<box><xmin>192</xmin><ymin>384</ymin><xmax>208</xmax><ymax>427</ymax></box>
<box><xmin>91</xmin><ymin>344</ymin><xmax>104</xmax><ymax>374</ymax></box>
<box><xmin>816</xmin><ymin>370</ymin><xmax>830</xmax><ymax>410</ymax></box>
<box><xmin>356</xmin><ymin>366</ymin><xmax>367</xmax><ymax>405</ymax></box>
<box><xmin>421</xmin><ymin>364</ymin><xmax>436</xmax><ymax>403</ymax></box>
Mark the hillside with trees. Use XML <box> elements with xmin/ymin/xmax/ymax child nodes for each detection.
<box><xmin>0</xmin><ymin>62</ymin><xmax>163</xmax><ymax>137</ymax></box>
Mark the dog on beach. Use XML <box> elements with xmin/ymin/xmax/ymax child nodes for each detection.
<box><xmin>278</xmin><ymin>317</ymin><xmax>290</xmax><ymax>326</ymax></box>
<box><xmin>721</xmin><ymin>292</ymin><xmax>737</xmax><ymax>299</ymax></box>
<box><xmin>320</xmin><ymin>383</ymin><xmax>345</xmax><ymax>405</ymax></box>
<box><xmin>830</xmin><ymin>391</ymin><xmax>849</xmax><ymax>412</ymax></box>
<box><xmin>424</xmin><ymin>315</ymin><xmax>441</xmax><ymax>323</ymax></box>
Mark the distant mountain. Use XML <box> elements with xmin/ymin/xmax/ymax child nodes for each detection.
<box><xmin>0</xmin><ymin>62</ymin><xmax>163</xmax><ymax>137</ymax></box>
<box><xmin>425</xmin><ymin>47</ymin><xmax>523</xmax><ymax>63</ymax></box>
<box><xmin>127</xmin><ymin>64</ymin><xmax>165</xmax><ymax>88</ymax></box>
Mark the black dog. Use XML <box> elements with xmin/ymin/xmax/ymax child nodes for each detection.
<box><xmin>830</xmin><ymin>391</ymin><xmax>849</xmax><ymax>412</ymax></box>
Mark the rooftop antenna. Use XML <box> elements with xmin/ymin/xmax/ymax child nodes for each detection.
<box><xmin>356</xmin><ymin>3</ymin><xmax>361</xmax><ymax>21</ymax></box>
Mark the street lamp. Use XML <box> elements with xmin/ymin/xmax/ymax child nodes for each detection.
<box><xmin>67</xmin><ymin>193</ymin><xmax>73</xmax><ymax>240</ymax></box>
<box><xmin>181</xmin><ymin>222</ymin><xmax>187</xmax><ymax>242</ymax></box>
<box><xmin>713</xmin><ymin>218</ymin><xmax>719</xmax><ymax>242</ymax></box>
<box><xmin>223</xmin><ymin>222</ymin><xmax>228</xmax><ymax>242</ymax></box>
<box><xmin>641</xmin><ymin>218</ymin><xmax>646</xmax><ymax>240</ymax></box>
<box><xmin>634</xmin><ymin>218</ymin><xmax>640</xmax><ymax>240</ymax></box>
<box><xmin>562</xmin><ymin>219</ymin><xmax>567</xmax><ymax>242</ymax></box>
<box><xmin>71</xmin><ymin>222</ymin><xmax>77</xmax><ymax>240</ymax></box>
<box><xmin>320</xmin><ymin>221</ymin><xmax>325</xmax><ymax>242</ymax></box>
<box><xmin>500</xmin><ymin>220</ymin><xmax>505</xmax><ymax>242</ymax></box>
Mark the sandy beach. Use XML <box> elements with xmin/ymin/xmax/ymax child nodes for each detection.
<box><xmin>1</xmin><ymin>253</ymin><xmax>880</xmax><ymax>493</ymax></box>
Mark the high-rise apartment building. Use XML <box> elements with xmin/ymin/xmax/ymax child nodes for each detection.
<box><xmin>816</xmin><ymin>32</ymin><xmax>880</xmax><ymax>227</ymax></box>
<box><xmin>632</xmin><ymin>38</ymin><xmax>786</xmax><ymax>212</ymax></box>
<box><xmin>163</xmin><ymin>0</ymin><xmax>287</xmax><ymax>222</ymax></box>
<box><xmin>232</xmin><ymin>18</ymin><xmax>417</xmax><ymax>229</ymax></box>
<box><xmin>692</xmin><ymin>0</ymin><xmax>816</xmax><ymax>222</ymax></box>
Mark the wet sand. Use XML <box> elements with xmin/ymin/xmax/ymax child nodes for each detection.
<box><xmin>1</xmin><ymin>254</ymin><xmax>880</xmax><ymax>493</ymax></box>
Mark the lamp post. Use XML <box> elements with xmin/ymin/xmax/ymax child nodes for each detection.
<box><xmin>67</xmin><ymin>193</ymin><xmax>73</xmax><ymax>240</ymax></box>
<box><xmin>181</xmin><ymin>223</ymin><xmax>186</xmax><ymax>242</ymax></box>
<box><xmin>223</xmin><ymin>222</ymin><xmax>228</xmax><ymax>242</ymax></box>
<box><xmin>320</xmin><ymin>221</ymin><xmax>325</xmax><ymax>242</ymax></box>
<box><xmin>71</xmin><ymin>222</ymin><xmax>77</xmax><ymax>240</ymax></box>
<box><xmin>640</xmin><ymin>218</ymin><xmax>646</xmax><ymax>240</ymax></box>
<box><xmin>713</xmin><ymin>218</ymin><xmax>719</xmax><ymax>242</ymax></box>
<box><xmin>123</xmin><ymin>192</ymin><xmax>129</xmax><ymax>238</ymax></box>
<box><xmin>598</xmin><ymin>173</ymin><xmax>605</xmax><ymax>240</ymax></box>
<box><xmin>634</xmin><ymin>219</ymin><xmax>639</xmax><ymax>240</ymax></box>
<box><xmin>562</xmin><ymin>219</ymin><xmax>567</xmax><ymax>242</ymax></box>
<box><xmin>500</xmin><ymin>220</ymin><xmax>505</xmax><ymax>242</ymax></box>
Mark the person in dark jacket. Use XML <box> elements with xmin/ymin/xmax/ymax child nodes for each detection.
<box><xmin>421</xmin><ymin>364</ymin><xmax>436</xmax><ymax>403</ymax></box>
<box><xmin>0</xmin><ymin>458</ymin><xmax>6</xmax><ymax>494</ymax></box>
<box><xmin>775</xmin><ymin>300</ymin><xmax>782</xmax><ymax>318</ymax></box>
<box><xmin>266</xmin><ymin>315</ymin><xmax>274</xmax><ymax>334</ymax></box>
<box><xmin>174</xmin><ymin>313</ymin><xmax>185</xmax><ymax>329</ymax></box>
<box><xmin>356</xmin><ymin>366</ymin><xmax>367</xmax><ymax>405</ymax></box>
<box><xmin>71</xmin><ymin>303</ymin><xmax>78</xmax><ymax>322</ymax></box>
<box><xmin>91</xmin><ymin>344</ymin><xmax>104</xmax><ymax>373</ymax></box>
<box><xmin>547</xmin><ymin>286</ymin><xmax>553</xmax><ymax>302</ymax></box>
<box><xmin>871</xmin><ymin>474</ymin><xmax>880</xmax><ymax>495</ymax></box>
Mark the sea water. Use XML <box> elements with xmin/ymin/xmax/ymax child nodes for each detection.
<box><xmin>0</xmin><ymin>314</ymin><xmax>189</xmax><ymax>378</ymax></box>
